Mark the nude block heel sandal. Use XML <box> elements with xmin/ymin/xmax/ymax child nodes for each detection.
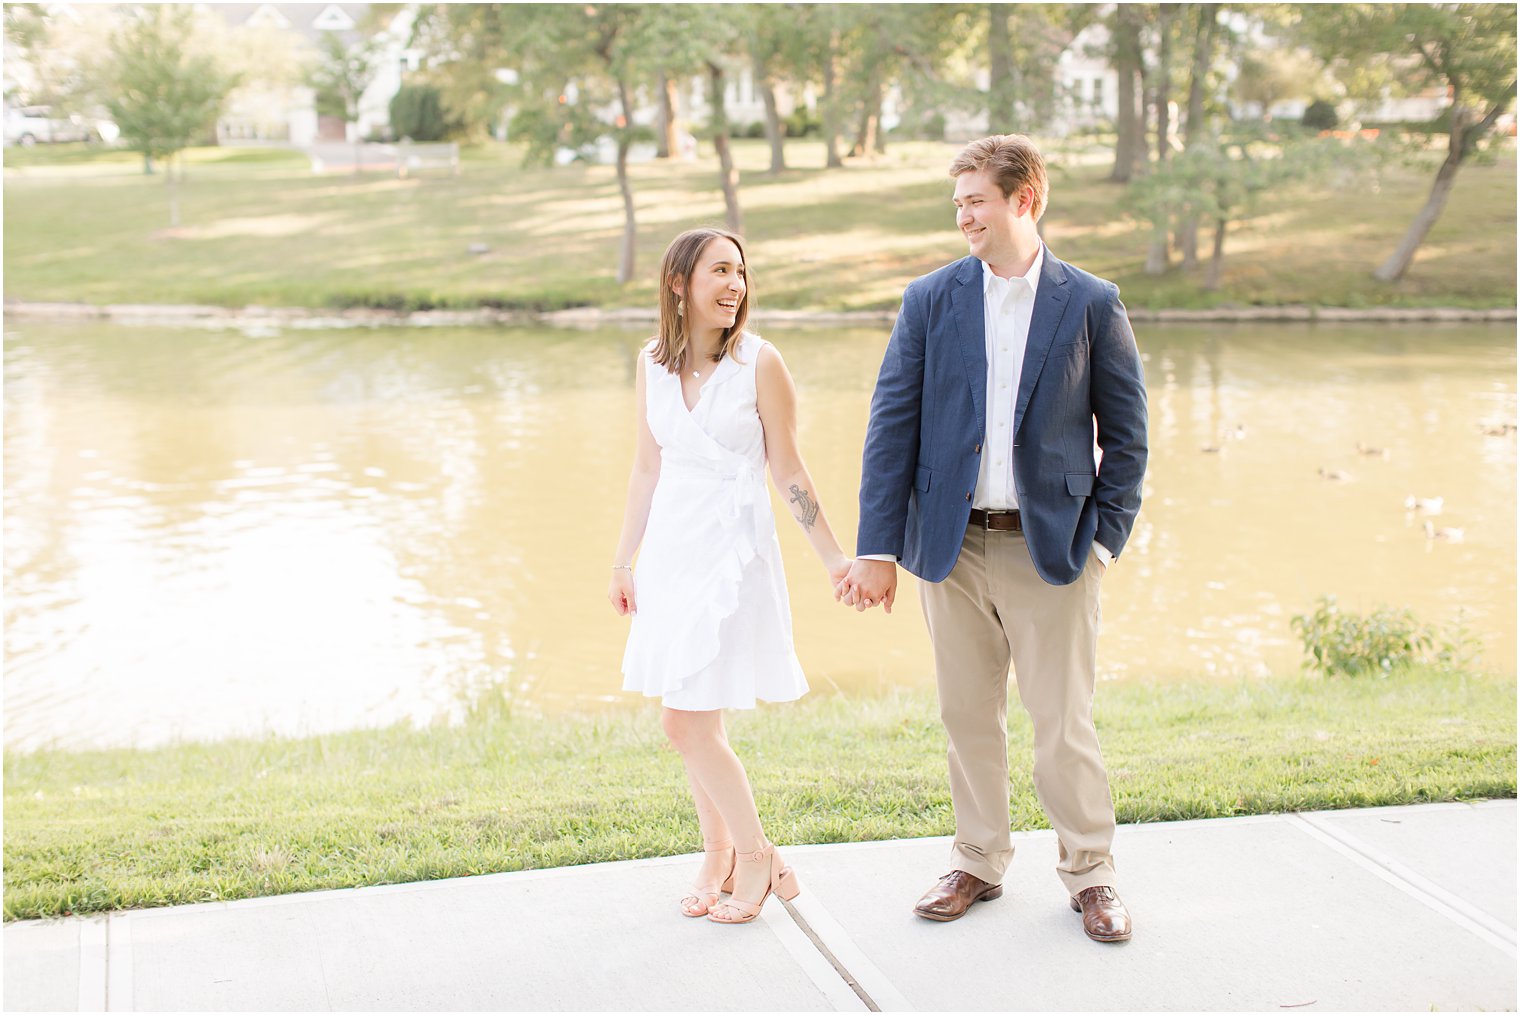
<box><xmin>679</xmin><ymin>838</ymin><xmax>737</xmax><ymax>918</ymax></box>
<box><xmin>707</xmin><ymin>842</ymin><xmax>800</xmax><ymax>924</ymax></box>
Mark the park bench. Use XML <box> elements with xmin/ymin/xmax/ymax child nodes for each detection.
<box><xmin>396</xmin><ymin>141</ymin><xmax>459</xmax><ymax>178</ymax></box>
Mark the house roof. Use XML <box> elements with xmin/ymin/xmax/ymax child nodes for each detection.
<box><xmin>208</xmin><ymin>4</ymin><xmax>383</xmax><ymax>43</ymax></box>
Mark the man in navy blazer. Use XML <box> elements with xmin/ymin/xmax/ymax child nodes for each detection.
<box><xmin>838</xmin><ymin>135</ymin><xmax>1147</xmax><ymax>941</ymax></box>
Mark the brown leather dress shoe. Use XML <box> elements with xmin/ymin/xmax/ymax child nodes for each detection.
<box><xmin>1070</xmin><ymin>885</ymin><xmax>1132</xmax><ymax>942</ymax></box>
<box><xmin>913</xmin><ymin>870</ymin><xmax>1003</xmax><ymax>922</ymax></box>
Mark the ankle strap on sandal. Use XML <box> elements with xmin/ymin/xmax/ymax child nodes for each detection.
<box><xmin>736</xmin><ymin>842</ymin><xmax>771</xmax><ymax>864</ymax></box>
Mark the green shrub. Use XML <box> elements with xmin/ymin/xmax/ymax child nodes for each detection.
<box><xmin>389</xmin><ymin>84</ymin><xmax>451</xmax><ymax>142</ymax></box>
<box><xmin>1290</xmin><ymin>595</ymin><xmax>1438</xmax><ymax>677</ymax></box>
<box><xmin>783</xmin><ymin>108</ymin><xmax>821</xmax><ymax>138</ymax></box>
<box><xmin>1301</xmin><ymin>99</ymin><xmax>1339</xmax><ymax>132</ymax></box>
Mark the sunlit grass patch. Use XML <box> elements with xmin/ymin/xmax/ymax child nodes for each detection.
<box><xmin>4</xmin><ymin>666</ymin><xmax>1512</xmax><ymax>920</ymax></box>
<box><xmin>3</xmin><ymin>138</ymin><xmax>1514</xmax><ymax>311</ymax></box>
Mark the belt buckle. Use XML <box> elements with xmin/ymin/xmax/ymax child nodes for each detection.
<box><xmin>986</xmin><ymin>510</ymin><xmax>1021</xmax><ymax>532</ymax></box>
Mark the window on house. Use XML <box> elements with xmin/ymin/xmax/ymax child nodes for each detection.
<box><xmin>1092</xmin><ymin>77</ymin><xmax>1104</xmax><ymax>106</ymax></box>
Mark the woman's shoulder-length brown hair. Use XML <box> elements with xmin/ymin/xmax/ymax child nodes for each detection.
<box><xmin>648</xmin><ymin>227</ymin><xmax>751</xmax><ymax>374</ymax></box>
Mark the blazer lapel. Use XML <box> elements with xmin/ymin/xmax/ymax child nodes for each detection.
<box><xmin>1013</xmin><ymin>251</ymin><xmax>1070</xmax><ymax>436</ymax></box>
<box><xmin>949</xmin><ymin>256</ymin><xmax>987</xmax><ymax>427</ymax></box>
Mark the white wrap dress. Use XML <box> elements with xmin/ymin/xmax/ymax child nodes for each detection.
<box><xmin>622</xmin><ymin>332</ymin><xmax>809</xmax><ymax>711</ymax></box>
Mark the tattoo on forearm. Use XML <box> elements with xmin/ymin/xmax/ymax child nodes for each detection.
<box><xmin>788</xmin><ymin>484</ymin><xmax>820</xmax><ymax>530</ymax></box>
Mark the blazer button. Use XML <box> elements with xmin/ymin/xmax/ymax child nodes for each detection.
<box><xmin>965</xmin><ymin>492</ymin><xmax>971</xmax><ymax>501</ymax></box>
<box><xmin>974</xmin><ymin>442</ymin><xmax>982</xmax><ymax>453</ymax></box>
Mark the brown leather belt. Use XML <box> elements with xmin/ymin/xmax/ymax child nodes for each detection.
<box><xmin>969</xmin><ymin>508</ymin><xmax>1022</xmax><ymax>532</ymax></box>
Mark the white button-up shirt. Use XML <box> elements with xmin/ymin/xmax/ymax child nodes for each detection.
<box><xmin>973</xmin><ymin>251</ymin><xmax>1042</xmax><ymax>510</ymax></box>
<box><xmin>970</xmin><ymin>248</ymin><xmax>1113</xmax><ymax>568</ymax></box>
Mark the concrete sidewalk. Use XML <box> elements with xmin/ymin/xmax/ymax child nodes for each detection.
<box><xmin>6</xmin><ymin>801</ymin><xmax>1515</xmax><ymax>1012</ymax></box>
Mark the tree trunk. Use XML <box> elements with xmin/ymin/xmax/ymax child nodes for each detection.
<box><xmin>988</xmin><ymin>4</ymin><xmax>1014</xmax><ymax>131</ymax></box>
<box><xmin>1373</xmin><ymin>147</ymin><xmax>1462</xmax><ymax>282</ymax></box>
<box><xmin>166</xmin><ymin>153</ymin><xmax>181</xmax><ymax>228</ymax></box>
<box><xmin>851</xmin><ymin>68</ymin><xmax>883</xmax><ymax>158</ymax></box>
<box><xmin>1146</xmin><ymin>4</ymin><xmax>1173</xmax><ymax>272</ymax></box>
<box><xmin>1108</xmin><ymin>3</ymin><xmax>1145</xmax><ymax>183</ymax></box>
<box><xmin>615</xmin><ymin>78</ymin><xmax>638</xmax><ymax>284</ymax></box>
<box><xmin>655</xmin><ymin>71</ymin><xmax>676</xmax><ymax>158</ymax></box>
<box><xmin>1183</xmin><ymin>6</ymin><xmax>1215</xmax><ymax>148</ymax></box>
<box><xmin>708</xmin><ymin>62</ymin><xmax>742</xmax><ymax>234</ymax></box>
<box><xmin>822</xmin><ymin>30</ymin><xmax>844</xmax><ymax>168</ymax></box>
<box><xmin>1144</xmin><ymin>222</ymin><xmax>1170</xmax><ymax>274</ymax></box>
<box><xmin>1155</xmin><ymin>3</ymin><xmax>1173</xmax><ymax>163</ymax></box>
<box><xmin>1179</xmin><ymin>3</ymin><xmax>1217</xmax><ymax>270</ymax></box>
<box><xmin>1373</xmin><ymin>93</ymin><xmax>1513</xmax><ymax>281</ymax></box>
<box><xmin>1204</xmin><ymin>216</ymin><xmax>1227</xmax><ymax>290</ymax></box>
<box><xmin>755</xmin><ymin>54</ymin><xmax>785</xmax><ymax>174</ymax></box>
<box><xmin>351</xmin><ymin>106</ymin><xmax>361</xmax><ymax>177</ymax></box>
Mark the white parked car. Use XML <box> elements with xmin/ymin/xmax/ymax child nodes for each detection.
<box><xmin>3</xmin><ymin>105</ymin><xmax>117</xmax><ymax>146</ymax></box>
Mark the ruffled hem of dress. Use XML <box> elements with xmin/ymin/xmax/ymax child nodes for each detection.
<box><xmin>620</xmin><ymin>534</ymin><xmax>762</xmax><ymax>699</ymax></box>
<box><xmin>626</xmin><ymin>679</ymin><xmax>808</xmax><ymax>712</ymax></box>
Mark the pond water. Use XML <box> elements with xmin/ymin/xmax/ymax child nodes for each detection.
<box><xmin>4</xmin><ymin>319</ymin><xmax>1514</xmax><ymax>751</ymax></box>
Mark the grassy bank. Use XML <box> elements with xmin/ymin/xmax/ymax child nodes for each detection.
<box><xmin>4</xmin><ymin>667</ymin><xmax>1513</xmax><ymax>921</ymax></box>
<box><xmin>3</xmin><ymin>139</ymin><xmax>1514</xmax><ymax>312</ymax></box>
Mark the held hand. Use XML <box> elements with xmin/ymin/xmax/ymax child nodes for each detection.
<box><xmin>836</xmin><ymin>558</ymin><xmax>898</xmax><ymax>614</ymax></box>
<box><xmin>826</xmin><ymin>555</ymin><xmax>853</xmax><ymax>591</ymax></box>
<box><xmin>607</xmin><ymin>569</ymin><xmax>637</xmax><ymax>616</ymax></box>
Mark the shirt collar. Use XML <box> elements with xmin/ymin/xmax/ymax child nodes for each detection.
<box><xmin>982</xmin><ymin>245</ymin><xmax>1044</xmax><ymax>297</ymax></box>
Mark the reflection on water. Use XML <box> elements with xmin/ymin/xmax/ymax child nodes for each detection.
<box><xmin>4</xmin><ymin>320</ymin><xmax>1515</xmax><ymax>751</ymax></box>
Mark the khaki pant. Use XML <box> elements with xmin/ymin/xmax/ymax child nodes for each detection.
<box><xmin>919</xmin><ymin>524</ymin><xmax>1116</xmax><ymax>895</ymax></box>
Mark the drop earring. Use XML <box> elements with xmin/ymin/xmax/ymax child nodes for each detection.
<box><xmin>677</xmin><ymin>298</ymin><xmax>685</xmax><ymax>317</ymax></box>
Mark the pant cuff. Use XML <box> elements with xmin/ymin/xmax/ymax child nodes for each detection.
<box><xmin>950</xmin><ymin>845</ymin><xmax>1006</xmax><ymax>887</ymax></box>
<box><xmin>1060</xmin><ymin>864</ymin><xmax>1118</xmax><ymax>897</ymax></box>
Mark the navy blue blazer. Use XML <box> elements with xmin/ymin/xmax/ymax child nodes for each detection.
<box><xmin>857</xmin><ymin>251</ymin><xmax>1148</xmax><ymax>586</ymax></box>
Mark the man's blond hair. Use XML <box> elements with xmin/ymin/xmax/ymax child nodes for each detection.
<box><xmin>948</xmin><ymin>134</ymin><xmax>1049</xmax><ymax>221</ymax></box>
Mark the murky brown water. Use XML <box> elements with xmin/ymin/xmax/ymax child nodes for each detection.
<box><xmin>4</xmin><ymin>319</ymin><xmax>1515</xmax><ymax>751</ymax></box>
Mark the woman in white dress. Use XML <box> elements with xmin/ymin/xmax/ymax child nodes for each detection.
<box><xmin>608</xmin><ymin>228</ymin><xmax>851</xmax><ymax>924</ymax></box>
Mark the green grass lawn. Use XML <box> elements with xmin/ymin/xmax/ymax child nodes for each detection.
<box><xmin>4</xmin><ymin>138</ymin><xmax>1514</xmax><ymax>312</ymax></box>
<box><xmin>4</xmin><ymin>666</ymin><xmax>1512</xmax><ymax>921</ymax></box>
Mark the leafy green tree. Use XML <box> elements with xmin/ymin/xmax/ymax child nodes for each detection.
<box><xmin>308</xmin><ymin>31</ymin><xmax>381</xmax><ymax>172</ymax></box>
<box><xmin>836</xmin><ymin>5</ymin><xmax>974</xmax><ymax>158</ymax></box>
<box><xmin>744</xmin><ymin>4</ymin><xmax>828</xmax><ymax>174</ymax></box>
<box><xmin>1232</xmin><ymin>47</ymin><xmax>1324</xmax><ymax>121</ymax></box>
<box><xmin>389</xmin><ymin>83</ymin><xmax>451</xmax><ymax>141</ymax></box>
<box><xmin>102</xmin><ymin>6</ymin><xmax>239</xmax><ymax>226</ymax></box>
<box><xmin>1128</xmin><ymin>124</ymin><xmax>1365</xmax><ymax>290</ymax></box>
<box><xmin>637</xmin><ymin>5</ymin><xmax>747</xmax><ymax>231</ymax></box>
<box><xmin>3</xmin><ymin>3</ymin><xmax>118</xmax><ymax>115</ymax></box>
<box><xmin>406</xmin><ymin>4</ymin><xmax>515</xmax><ymax>141</ymax></box>
<box><xmin>440</xmin><ymin>4</ymin><xmax>665</xmax><ymax>283</ymax></box>
<box><xmin>1298</xmin><ymin>3</ymin><xmax>1517</xmax><ymax>281</ymax></box>
<box><xmin>1177</xmin><ymin>3</ymin><xmax>1223</xmax><ymax>269</ymax></box>
<box><xmin>995</xmin><ymin>4</ymin><xmax>1095</xmax><ymax>132</ymax></box>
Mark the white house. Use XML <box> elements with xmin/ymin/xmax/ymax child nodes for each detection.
<box><xmin>211</xmin><ymin>3</ymin><xmax>421</xmax><ymax>146</ymax></box>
